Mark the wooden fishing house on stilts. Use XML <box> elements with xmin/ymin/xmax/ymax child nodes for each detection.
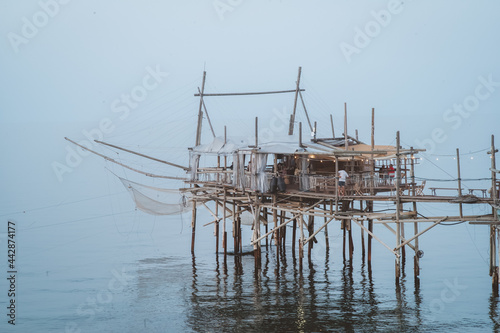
<box><xmin>66</xmin><ymin>67</ymin><xmax>500</xmax><ymax>291</ymax></box>
<box><xmin>184</xmin><ymin>67</ymin><xmax>500</xmax><ymax>289</ymax></box>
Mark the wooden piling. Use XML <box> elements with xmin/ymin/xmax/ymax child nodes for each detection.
<box><xmin>324</xmin><ymin>202</ymin><xmax>330</xmax><ymax>250</ymax></box>
<box><xmin>348</xmin><ymin>220</ymin><xmax>354</xmax><ymax>261</ymax></box>
<box><xmin>489</xmin><ymin>135</ymin><xmax>498</xmax><ymax>290</ymax></box>
<box><xmin>395</xmin><ymin>131</ymin><xmax>402</xmax><ymax>282</ymax></box>
<box><xmin>360</xmin><ymin>201</ymin><xmax>365</xmax><ymax>259</ymax></box>
<box><xmin>191</xmin><ymin>201</ymin><xmax>197</xmax><ymax>254</ymax></box>
<box><xmin>456</xmin><ymin>148</ymin><xmax>463</xmax><ymax>218</ymax></box>
<box><xmin>215</xmin><ymin>201</ymin><xmax>219</xmax><ymax>254</ymax></box>
<box><xmin>308</xmin><ymin>215</ymin><xmax>314</xmax><ymax>262</ymax></box>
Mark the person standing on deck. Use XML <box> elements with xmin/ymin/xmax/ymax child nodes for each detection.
<box><xmin>388</xmin><ymin>164</ymin><xmax>395</xmax><ymax>184</ymax></box>
<box><xmin>338</xmin><ymin>169</ymin><xmax>349</xmax><ymax>196</ymax></box>
<box><xmin>379</xmin><ymin>165</ymin><xmax>386</xmax><ymax>185</ymax></box>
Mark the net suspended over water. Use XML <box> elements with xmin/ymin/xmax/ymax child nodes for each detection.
<box><xmin>119</xmin><ymin>177</ymin><xmax>193</xmax><ymax>215</ymax></box>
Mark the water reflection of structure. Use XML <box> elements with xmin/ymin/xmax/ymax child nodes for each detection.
<box><xmin>184</xmin><ymin>249</ymin><xmax>426</xmax><ymax>332</ymax></box>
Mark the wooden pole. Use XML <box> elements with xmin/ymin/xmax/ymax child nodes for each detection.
<box><xmin>191</xmin><ymin>201</ymin><xmax>197</xmax><ymax>254</ymax></box>
<box><xmin>263</xmin><ymin>207</ymin><xmax>268</xmax><ymax>249</ymax></box>
<box><xmin>64</xmin><ymin>138</ymin><xmax>187</xmax><ymax>181</ymax></box>
<box><xmin>349</xmin><ymin>219</ymin><xmax>354</xmax><ymax>261</ymax></box>
<box><xmin>360</xmin><ymin>201</ymin><xmax>365</xmax><ymax>260</ymax></box>
<box><xmin>288</xmin><ymin>66</ymin><xmax>302</xmax><ymax>135</ymax></box>
<box><xmin>344</xmin><ymin>103</ymin><xmax>348</xmax><ymax>150</ymax></box>
<box><xmin>195</xmin><ymin>88</ymin><xmax>304</xmax><ymax>97</ymax></box>
<box><xmin>489</xmin><ymin>135</ymin><xmax>498</xmax><ymax>291</ymax></box>
<box><xmin>299</xmin><ymin>122</ymin><xmax>302</xmax><ymax>146</ymax></box>
<box><xmin>330</xmin><ymin>114</ymin><xmax>335</xmax><ymax>138</ymax></box>
<box><xmin>280</xmin><ymin>210</ymin><xmax>286</xmax><ymax>252</ymax></box>
<box><xmin>255</xmin><ymin>117</ymin><xmax>258</xmax><ymax>148</ymax></box>
<box><xmin>298</xmin><ymin>90</ymin><xmax>313</xmax><ymax>132</ymax></box>
<box><xmin>223</xmin><ymin>189</ymin><xmax>227</xmax><ymax>259</ymax></box>
<box><xmin>198</xmin><ymin>87</ymin><xmax>215</xmax><ymax>138</ymax></box>
<box><xmin>342</xmin><ymin>220</ymin><xmax>346</xmax><ymax>262</ymax></box>
<box><xmin>368</xmin><ymin>201</ymin><xmax>373</xmax><ymax>266</ymax></box>
<box><xmin>299</xmin><ymin>210</ymin><xmax>305</xmax><ymax>268</ymax></box>
<box><xmin>308</xmin><ymin>215</ymin><xmax>314</xmax><ymax>262</ymax></box>
<box><xmin>395</xmin><ymin>131</ymin><xmax>402</xmax><ymax>282</ymax></box>
<box><xmin>411</xmin><ymin>148</ymin><xmax>420</xmax><ymax>278</ymax></box>
<box><xmin>371</xmin><ymin>108</ymin><xmax>375</xmax><ymax>194</ymax></box>
<box><xmin>215</xmin><ymin>200</ymin><xmax>219</xmax><ymax>253</ymax></box>
<box><xmin>324</xmin><ymin>202</ymin><xmax>330</xmax><ymax>250</ymax></box>
<box><xmin>94</xmin><ymin>140</ymin><xmax>189</xmax><ymax>170</ymax></box>
<box><xmin>195</xmin><ymin>71</ymin><xmax>206</xmax><ymax>146</ymax></box>
<box><xmin>457</xmin><ymin>148</ymin><xmax>463</xmax><ymax>218</ymax></box>
<box><xmin>253</xmin><ymin>201</ymin><xmax>261</xmax><ymax>270</ymax></box>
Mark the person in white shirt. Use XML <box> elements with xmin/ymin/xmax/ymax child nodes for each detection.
<box><xmin>338</xmin><ymin>170</ymin><xmax>349</xmax><ymax>195</ymax></box>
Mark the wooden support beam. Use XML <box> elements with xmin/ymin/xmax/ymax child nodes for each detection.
<box><xmin>288</xmin><ymin>66</ymin><xmax>302</xmax><ymax>135</ymax></box>
<box><xmin>394</xmin><ymin>218</ymin><xmax>447</xmax><ymax>251</ymax></box>
<box><xmin>194</xmin><ymin>89</ymin><xmax>305</xmax><ymax>97</ymax></box>
<box><xmin>195</xmin><ymin>71</ymin><xmax>206</xmax><ymax>146</ymax></box>
<box><xmin>198</xmin><ymin>87</ymin><xmax>216</xmax><ymax>138</ymax></box>
<box><xmin>352</xmin><ymin>219</ymin><xmax>399</xmax><ymax>256</ymax></box>
<box><xmin>381</xmin><ymin>222</ymin><xmax>416</xmax><ymax>251</ymax></box>
<box><xmin>303</xmin><ymin>217</ymin><xmax>334</xmax><ymax>245</ymax></box>
<box><xmin>298</xmin><ymin>90</ymin><xmax>313</xmax><ymax>132</ymax></box>
<box><xmin>65</xmin><ymin>137</ymin><xmax>187</xmax><ymax>180</ymax></box>
<box><xmin>95</xmin><ymin>140</ymin><xmax>189</xmax><ymax>170</ymax></box>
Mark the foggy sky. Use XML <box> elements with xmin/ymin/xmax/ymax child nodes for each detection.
<box><xmin>1</xmin><ymin>0</ymin><xmax>499</xmax><ymax>212</ymax></box>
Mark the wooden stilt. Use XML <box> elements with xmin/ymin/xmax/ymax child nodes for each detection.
<box><xmin>348</xmin><ymin>220</ymin><xmax>354</xmax><ymax>260</ymax></box>
<box><xmin>280</xmin><ymin>210</ymin><xmax>286</xmax><ymax>252</ymax></box>
<box><xmin>360</xmin><ymin>201</ymin><xmax>365</xmax><ymax>260</ymax></box>
<box><xmin>410</xmin><ymin>148</ymin><xmax>420</xmax><ymax>278</ymax></box>
<box><xmin>223</xmin><ymin>189</ymin><xmax>227</xmax><ymax>260</ymax></box>
<box><xmin>253</xmin><ymin>200</ymin><xmax>262</xmax><ymax>270</ymax></box>
<box><xmin>342</xmin><ymin>221</ymin><xmax>346</xmax><ymax>262</ymax></box>
<box><xmin>456</xmin><ymin>148</ymin><xmax>463</xmax><ymax>218</ymax></box>
<box><xmin>368</xmin><ymin>218</ymin><xmax>373</xmax><ymax>264</ymax></box>
<box><xmin>324</xmin><ymin>202</ymin><xmax>330</xmax><ymax>251</ymax></box>
<box><xmin>489</xmin><ymin>135</ymin><xmax>498</xmax><ymax>290</ymax></box>
<box><xmin>395</xmin><ymin>131</ymin><xmax>402</xmax><ymax>283</ymax></box>
<box><xmin>308</xmin><ymin>215</ymin><xmax>314</xmax><ymax>262</ymax></box>
<box><xmin>191</xmin><ymin>201</ymin><xmax>197</xmax><ymax>254</ymax></box>
<box><xmin>263</xmin><ymin>207</ymin><xmax>268</xmax><ymax>250</ymax></box>
<box><xmin>299</xmin><ymin>210</ymin><xmax>305</xmax><ymax>269</ymax></box>
<box><xmin>215</xmin><ymin>201</ymin><xmax>219</xmax><ymax>254</ymax></box>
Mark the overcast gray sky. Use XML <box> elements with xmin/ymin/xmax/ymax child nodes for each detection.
<box><xmin>1</xmin><ymin>0</ymin><xmax>499</xmax><ymax>212</ymax></box>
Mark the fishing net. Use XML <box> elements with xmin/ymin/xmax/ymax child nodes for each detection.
<box><xmin>119</xmin><ymin>177</ymin><xmax>193</xmax><ymax>215</ymax></box>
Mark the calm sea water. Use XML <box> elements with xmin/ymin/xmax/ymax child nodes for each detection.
<box><xmin>2</xmin><ymin>198</ymin><xmax>500</xmax><ymax>332</ymax></box>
